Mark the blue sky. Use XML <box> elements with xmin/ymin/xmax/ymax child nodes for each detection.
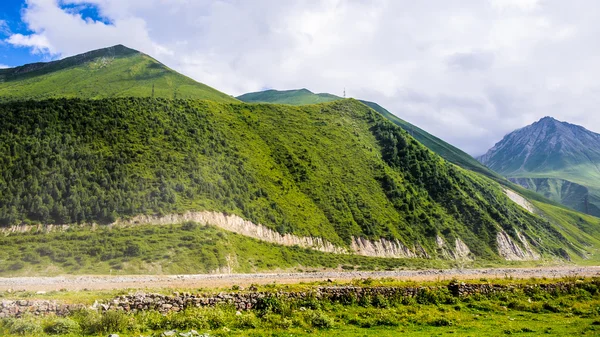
<box><xmin>0</xmin><ymin>0</ymin><xmax>108</xmax><ymax>67</ymax></box>
<box><xmin>0</xmin><ymin>0</ymin><xmax>40</xmax><ymax>66</ymax></box>
<box><xmin>2</xmin><ymin>0</ymin><xmax>600</xmax><ymax>155</ymax></box>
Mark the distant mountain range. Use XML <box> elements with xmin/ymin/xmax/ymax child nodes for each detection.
<box><xmin>479</xmin><ymin>117</ymin><xmax>600</xmax><ymax>216</ymax></box>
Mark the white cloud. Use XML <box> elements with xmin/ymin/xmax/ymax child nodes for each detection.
<box><xmin>7</xmin><ymin>33</ymin><xmax>54</xmax><ymax>54</ymax></box>
<box><xmin>0</xmin><ymin>64</ymin><xmax>9</xmax><ymax>69</ymax></box>
<box><xmin>6</xmin><ymin>0</ymin><xmax>600</xmax><ymax>155</ymax></box>
<box><xmin>0</xmin><ymin>20</ymin><xmax>10</xmax><ymax>35</ymax></box>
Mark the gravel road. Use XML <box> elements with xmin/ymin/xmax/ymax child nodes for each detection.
<box><xmin>1</xmin><ymin>266</ymin><xmax>599</xmax><ymax>291</ymax></box>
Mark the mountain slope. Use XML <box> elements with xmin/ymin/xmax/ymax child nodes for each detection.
<box><xmin>237</xmin><ymin>89</ymin><xmax>501</xmax><ymax>180</ymax></box>
<box><xmin>237</xmin><ymin>88</ymin><xmax>341</xmax><ymax>105</ymax></box>
<box><xmin>0</xmin><ymin>97</ymin><xmax>583</xmax><ymax>262</ymax></box>
<box><xmin>0</xmin><ymin>45</ymin><xmax>237</xmax><ymax>103</ymax></box>
<box><xmin>358</xmin><ymin>100</ymin><xmax>503</xmax><ymax>180</ymax></box>
<box><xmin>479</xmin><ymin>117</ymin><xmax>600</xmax><ymax>216</ymax></box>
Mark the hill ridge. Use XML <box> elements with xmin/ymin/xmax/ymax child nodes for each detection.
<box><xmin>0</xmin><ymin>44</ymin><xmax>238</xmax><ymax>103</ymax></box>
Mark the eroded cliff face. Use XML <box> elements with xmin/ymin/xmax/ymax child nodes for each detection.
<box><xmin>118</xmin><ymin>211</ymin><xmax>430</xmax><ymax>259</ymax></box>
<box><xmin>496</xmin><ymin>230</ymin><xmax>541</xmax><ymax>261</ymax></box>
<box><xmin>436</xmin><ymin>235</ymin><xmax>472</xmax><ymax>260</ymax></box>
<box><xmin>503</xmin><ymin>189</ymin><xmax>535</xmax><ymax>213</ymax></box>
<box><xmin>3</xmin><ymin>210</ymin><xmax>543</xmax><ymax>261</ymax></box>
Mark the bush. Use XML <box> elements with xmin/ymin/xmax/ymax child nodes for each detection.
<box><xmin>234</xmin><ymin>312</ymin><xmax>259</xmax><ymax>329</ymax></box>
<box><xmin>4</xmin><ymin>318</ymin><xmax>42</xmax><ymax>335</ymax></box>
<box><xmin>136</xmin><ymin>310</ymin><xmax>166</xmax><ymax>330</ymax></box>
<box><xmin>372</xmin><ymin>294</ymin><xmax>390</xmax><ymax>308</ymax></box>
<box><xmin>308</xmin><ymin>311</ymin><xmax>334</xmax><ymax>328</ymax></box>
<box><xmin>70</xmin><ymin>309</ymin><xmax>102</xmax><ymax>334</ymax></box>
<box><xmin>429</xmin><ymin>317</ymin><xmax>453</xmax><ymax>327</ymax></box>
<box><xmin>181</xmin><ymin>221</ymin><xmax>198</xmax><ymax>231</ymax></box>
<box><xmin>43</xmin><ymin>317</ymin><xmax>80</xmax><ymax>335</ymax></box>
<box><xmin>99</xmin><ymin>310</ymin><xmax>129</xmax><ymax>333</ymax></box>
<box><xmin>264</xmin><ymin>313</ymin><xmax>292</xmax><ymax>329</ymax></box>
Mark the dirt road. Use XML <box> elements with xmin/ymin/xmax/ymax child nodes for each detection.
<box><xmin>1</xmin><ymin>266</ymin><xmax>599</xmax><ymax>291</ymax></box>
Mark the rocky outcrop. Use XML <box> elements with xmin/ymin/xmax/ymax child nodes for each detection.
<box><xmin>496</xmin><ymin>230</ymin><xmax>540</xmax><ymax>261</ymax></box>
<box><xmin>350</xmin><ymin>237</ymin><xmax>418</xmax><ymax>258</ymax></box>
<box><xmin>436</xmin><ymin>236</ymin><xmax>471</xmax><ymax>260</ymax></box>
<box><xmin>503</xmin><ymin>189</ymin><xmax>535</xmax><ymax>213</ymax></box>
<box><xmin>117</xmin><ymin>211</ymin><xmax>425</xmax><ymax>259</ymax></box>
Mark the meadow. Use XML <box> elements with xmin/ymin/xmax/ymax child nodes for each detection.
<box><xmin>1</xmin><ymin>277</ymin><xmax>600</xmax><ymax>336</ymax></box>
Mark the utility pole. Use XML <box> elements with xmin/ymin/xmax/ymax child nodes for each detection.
<box><xmin>343</xmin><ymin>88</ymin><xmax>346</xmax><ymax>98</ymax></box>
<box><xmin>152</xmin><ymin>84</ymin><xmax>155</xmax><ymax>98</ymax></box>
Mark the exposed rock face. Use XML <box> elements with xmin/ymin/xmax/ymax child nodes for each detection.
<box><xmin>435</xmin><ymin>235</ymin><xmax>471</xmax><ymax>260</ymax></box>
<box><xmin>118</xmin><ymin>211</ymin><xmax>424</xmax><ymax>259</ymax></box>
<box><xmin>454</xmin><ymin>238</ymin><xmax>472</xmax><ymax>260</ymax></box>
<box><xmin>496</xmin><ymin>231</ymin><xmax>540</xmax><ymax>261</ymax></box>
<box><xmin>503</xmin><ymin>189</ymin><xmax>535</xmax><ymax>214</ymax></box>
<box><xmin>350</xmin><ymin>236</ymin><xmax>417</xmax><ymax>258</ymax></box>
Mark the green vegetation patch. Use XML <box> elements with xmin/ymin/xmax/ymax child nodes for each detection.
<box><xmin>0</xmin><ymin>222</ymin><xmax>448</xmax><ymax>276</ymax></box>
<box><xmin>0</xmin><ymin>97</ymin><xmax>577</xmax><ymax>260</ymax></box>
<box><xmin>3</xmin><ymin>278</ymin><xmax>600</xmax><ymax>336</ymax></box>
<box><xmin>0</xmin><ymin>45</ymin><xmax>237</xmax><ymax>103</ymax></box>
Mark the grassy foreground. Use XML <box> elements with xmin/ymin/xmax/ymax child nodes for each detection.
<box><xmin>2</xmin><ymin>278</ymin><xmax>600</xmax><ymax>336</ymax></box>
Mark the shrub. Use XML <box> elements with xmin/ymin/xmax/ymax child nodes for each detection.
<box><xmin>70</xmin><ymin>309</ymin><xmax>102</xmax><ymax>334</ymax></box>
<box><xmin>181</xmin><ymin>221</ymin><xmax>198</xmax><ymax>231</ymax></box>
<box><xmin>308</xmin><ymin>311</ymin><xmax>334</xmax><ymax>328</ymax></box>
<box><xmin>43</xmin><ymin>317</ymin><xmax>80</xmax><ymax>335</ymax></box>
<box><xmin>372</xmin><ymin>294</ymin><xmax>390</xmax><ymax>308</ymax></box>
<box><xmin>100</xmin><ymin>310</ymin><xmax>129</xmax><ymax>333</ymax></box>
<box><xmin>4</xmin><ymin>318</ymin><xmax>42</xmax><ymax>335</ymax></box>
<box><xmin>429</xmin><ymin>317</ymin><xmax>453</xmax><ymax>327</ymax></box>
<box><xmin>206</xmin><ymin>309</ymin><xmax>227</xmax><ymax>329</ymax></box>
<box><xmin>264</xmin><ymin>313</ymin><xmax>292</xmax><ymax>329</ymax></box>
<box><xmin>136</xmin><ymin>310</ymin><xmax>166</xmax><ymax>330</ymax></box>
<box><xmin>234</xmin><ymin>312</ymin><xmax>259</xmax><ymax>329</ymax></box>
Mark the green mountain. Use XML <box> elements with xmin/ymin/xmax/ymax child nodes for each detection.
<box><xmin>0</xmin><ymin>97</ymin><xmax>587</xmax><ymax>263</ymax></box>
<box><xmin>479</xmin><ymin>117</ymin><xmax>600</xmax><ymax>217</ymax></box>
<box><xmin>2</xmin><ymin>48</ymin><xmax>600</xmax><ymax>275</ymax></box>
<box><xmin>237</xmin><ymin>89</ymin><xmax>501</xmax><ymax>180</ymax></box>
<box><xmin>0</xmin><ymin>45</ymin><xmax>237</xmax><ymax>103</ymax></box>
<box><xmin>237</xmin><ymin>88</ymin><xmax>341</xmax><ymax>105</ymax></box>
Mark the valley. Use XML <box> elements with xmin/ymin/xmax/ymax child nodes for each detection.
<box><xmin>2</xmin><ymin>0</ymin><xmax>600</xmax><ymax>334</ymax></box>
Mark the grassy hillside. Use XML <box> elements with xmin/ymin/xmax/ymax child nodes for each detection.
<box><xmin>358</xmin><ymin>100</ymin><xmax>503</xmax><ymax>180</ymax></box>
<box><xmin>0</xmin><ymin>45</ymin><xmax>237</xmax><ymax>103</ymax></box>
<box><xmin>0</xmin><ymin>98</ymin><xmax>581</xmax><ymax>261</ymax></box>
<box><xmin>0</xmin><ymin>222</ymin><xmax>446</xmax><ymax>276</ymax></box>
<box><xmin>237</xmin><ymin>89</ymin><xmax>340</xmax><ymax>105</ymax></box>
<box><xmin>236</xmin><ymin>89</ymin><xmax>501</xmax><ymax>180</ymax></box>
<box><xmin>511</xmin><ymin>177</ymin><xmax>600</xmax><ymax>217</ymax></box>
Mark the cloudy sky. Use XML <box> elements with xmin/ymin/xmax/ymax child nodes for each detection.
<box><xmin>1</xmin><ymin>0</ymin><xmax>599</xmax><ymax>155</ymax></box>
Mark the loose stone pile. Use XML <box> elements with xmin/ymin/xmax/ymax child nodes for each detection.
<box><xmin>0</xmin><ymin>300</ymin><xmax>83</xmax><ymax>318</ymax></box>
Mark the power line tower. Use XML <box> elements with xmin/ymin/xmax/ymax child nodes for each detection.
<box><xmin>343</xmin><ymin>88</ymin><xmax>346</xmax><ymax>98</ymax></box>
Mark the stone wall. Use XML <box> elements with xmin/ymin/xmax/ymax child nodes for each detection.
<box><xmin>0</xmin><ymin>281</ymin><xmax>588</xmax><ymax>318</ymax></box>
<box><xmin>0</xmin><ymin>300</ymin><xmax>83</xmax><ymax>318</ymax></box>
